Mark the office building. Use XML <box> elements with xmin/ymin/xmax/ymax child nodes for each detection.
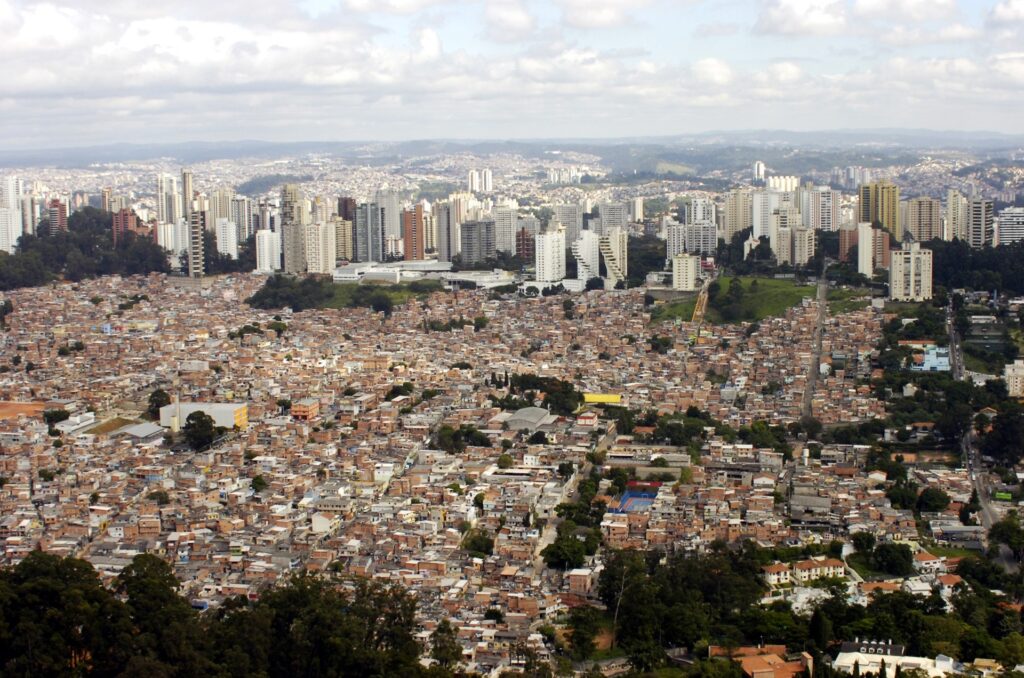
<box><xmin>214</xmin><ymin>218</ymin><xmax>238</xmax><ymax>259</ymax></box>
<box><xmin>460</xmin><ymin>220</ymin><xmax>496</xmax><ymax>266</ymax></box>
<box><xmin>890</xmin><ymin>242</ymin><xmax>933</xmax><ymax>301</ymax></box>
<box><xmin>947</xmin><ymin>189</ymin><xmax>967</xmax><ymax>241</ymax></box>
<box><xmin>467</xmin><ymin>170</ymin><xmax>480</xmax><ymax>193</ymax></box>
<box><xmin>181</xmin><ymin>169</ymin><xmax>194</xmax><ymax>221</ymax></box>
<box><xmin>535</xmin><ymin>224</ymin><xmax>566</xmax><ymax>284</ymax></box>
<box><xmin>374</xmin><ymin>189</ymin><xmax>401</xmax><ymax>240</ymax></box>
<box><xmin>401</xmin><ymin>206</ymin><xmax>425</xmax><ymax>260</ymax></box>
<box><xmin>156</xmin><ymin>173</ymin><xmax>181</xmax><ymax>225</ymax></box>
<box><xmin>600</xmin><ymin>227</ymin><xmax>628</xmax><ymax>288</ymax></box>
<box><xmin>482</xmin><ymin>169</ymin><xmax>493</xmax><ymax>193</ymax></box>
<box><xmin>672</xmin><ymin>253</ymin><xmax>700</xmax><ymax>291</ymax></box>
<box><xmin>906</xmin><ymin>197</ymin><xmax>942</xmax><ymax>241</ymax></box>
<box><xmin>494</xmin><ymin>206</ymin><xmax>518</xmax><ymax>254</ymax></box>
<box><xmin>572</xmin><ymin>230</ymin><xmax>601</xmax><ymax>282</ymax></box>
<box><xmin>255</xmin><ymin>229</ymin><xmax>281</xmax><ymax>273</ymax></box>
<box><xmin>355</xmin><ymin>202</ymin><xmax>384</xmax><ymax>263</ymax></box>
<box><xmin>967</xmin><ymin>198</ymin><xmax>994</xmax><ymax>249</ymax></box>
<box><xmin>858</xmin><ymin>180</ymin><xmax>901</xmax><ymax>239</ymax></box>
<box><xmin>305</xmin><ymin>222</ymin><xmax>337</xmax><ymax>274</ymax></box>
<box><xmin>753</xmin><ymin>161</ymin><xmax>766</xmax><ymax>183</ymax></box>
<box><xmin>998</xmin><ymin>207</ymin><xmax>1024</xmax><ymax>246</ymax></box>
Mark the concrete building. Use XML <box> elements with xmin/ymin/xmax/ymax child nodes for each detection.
<box><xmin>890</xmin><ymin>242</ymin><xmax>933</xmax><ymax>301</ymax></box>
<box><xmin>1004</xmin><ymin>360</ymin><xmax>1024</xmax><ymax>397</ymax></box>
<box><xmin>305</xmin><ymin>221</ymin><xmax>337</xmax><ymax>275</ymax></box>
<box><xmin>280</xmin><ymin>184</ymin><xmax>306</xmax><ymax>274</ymax></box>
<box><xmin>535</xmin><ymin>224</ymin><xmax>566</xmax><ymax>284</ymax></box>
<box><xmin>156</xmin><ymin>173</ymin><xmax>180</xmax><ymax>225</ymax></box>
<box><xmin>723</xmin><ymin>189</ymin><xmax>753</xmax><ymax>242</ymax></box>
<box><xmin>255</xmin><ymin>229</ymin><xmax>281</xmax><ymax>273</ymax></box>
<box><xmin>493</xmin><ymin>206</ymin><xmax>518</xmax><ymax>254</ymax></box>
<box><xmin>597</xmin><ymin>202</ymin><xmax>628</xmax><ymax>235</ymax></box>
<box><xmin>356</xmin><ymin>202</ymin><xmax>384</xmax><ymax>263</ymax></box>
<box><xmin>685</xmin><ymin>221</ymin><xmax>718</xmax><ymax>255</ymax></box>
<box><xmin>753</xmin><ymin>160</ymin><xmax>766</xmax><ymax>183</ymax></box>
<box><xmin>401</xmin><ymin>206</ymin><xmax>425</xmax><ymax>261</ymax></box>
<box><xmin>858</xmin><ymin>180</ymin><xmax>901</xmax><ymax>239</ymax></box>
<box><xmin>857</xmin><ymin>222</ymin><xmax>874</xmax><ymax>278</ymax></box>
<box><xmin>434</xmin><ymin>202</ymin><xmax>460</xmax><ymax>263</ymax></box>
<box><xmin>600</xmin><ymin>227</ymin><xmax>628</xmax><ymax>288</ymax></box>
<box><xmin>666</xmin><ymin>223</ymin><xmax>686</xmax><ymax>259</ymax></box>
<box><xmin>967</xmin><ymin>198</ymin><xmax>994</xmax><ymax>249</ymax></box>
<box><xmin>997</xmin><ymin>207</ymin><xmax>1024</xmax><ymax>245</ymax></box>
<box><xmin>906</xmin><ymin>197</ymin><xmax>942</xmax><ymax>242</ymax></box>
<box><xmin>572</xmin><ymin>230</ymin><xmax>600</xmax><ymax>282</ymax></box>
<box><xmin>111</xmin><ymin>208</ymin><xmax>139</xmax><ymax>246</ymax></box>
<box><xmin>630</xmin><ymin>198</ymin><xmax>644</xmax><ymax>223</ymax></box>
<box><xmin>767</xmin><ymin>175</ymin><xmax>799</xmax><ymax>191</ymax></box>
<box><xmin>553</xmin><ymin>204</ymin><xmax>583</xmax><ymax>243</ymax></box>
<box><xmin>187</xmin><ymin>210</ymin><xmax>206</xmax><ymax>278</ymax></box>
<box><xmin>159</xmin><ymin>402</ymin><xmax>249</xmax><ymax>430</ymax></box>
<box><xmin>333</xmin><ymin>217</ymin><xmax>354</xmax><ymax>261</ymax></box>
<box><xmin>947</xmin><ymin>189</ymin><xmax>967</xmax><ymax>241</ymax></box>
<box><xmin>806</xmin><ymin>187</ymin><xmax>840</xmax><ymax>232</ymax></box>
<box><xmin>47</xmin><ymin>198</ymin><xmax>68</xmax><ymax>233</ymax></box>
<box><xmin>672</xmin><ymin>253</ymin><xmax>699</xmax><ymax>291</ymax></box>
<box><xmin>374</xmin><ymin>189</ymin><xmax>401</xmax><ymax>240</ymax></box>
<box><xmin>459</xmin><ymin>220</ymin><xmax>496</xmax><ymax>267</ymax></box>
<box><xmin>214</xmin><ymin>218</ymin><xmax>239</xmax><ymax>259</ymax></box>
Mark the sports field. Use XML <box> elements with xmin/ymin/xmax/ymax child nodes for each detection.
<box><xmin>0</xmin><ymin>402</ymin><xmax>45</xmax><ymax>419</ymax></box>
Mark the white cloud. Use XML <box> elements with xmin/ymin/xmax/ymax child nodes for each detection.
<box><xmin>755</xmin><ymin>0</ymin><xmax>847</xmax><ymax>36</ymax></box>
<box><xmin>555</xmin><ymin>0</ymin><xmax>650</xmax><ymax>29</ymax></box>
<box><xmin>990</xmin><ymin>0</ymin><xmax>1024</xmax><ymax>23</ymax></box>
<box><xmin>485</xmin><ymin>0</ymin><xmax>536</xmax><ymax>41</ymax></box>
<box><xmin>692</xmin><ymin>58</ymin><xmax>734</xmax><ymax>85</ymax></box>
<box><xmin>853</xmin><ymin>0</ymin><xmax>955</xmax><ymax>21</ymax></box>
<box><xmin>344</xmin><ymin>0</ymin><xmax>451</xmax><ymax>13</ymax></box>
<box><xmin>878</xmin><ymin>22</ymin><xmax>981</xmax><ymax>46</ymax></box>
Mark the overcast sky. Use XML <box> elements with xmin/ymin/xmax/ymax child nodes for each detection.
<box><xmin>1</xmin><ymin>0</ymin><xmax>1023</xmax><ymax>148</ymax></box>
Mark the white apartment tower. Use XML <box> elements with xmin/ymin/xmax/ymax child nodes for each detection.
<box><xmin>672</xmin><ymin>253</ymin><xmax>700</xmax><ymax>292</ymax></box>
<box><xmin>857</xmin><ymin>222</ymin><xmax>874</xmax><ymax>278</ymax></box>
<box><xmin>255</xmin><ymin>229</ymin><xmax>282</xmax><ymax>273</ymax></box>
<box><xmin>305</xmin><ymin>222</ymin><xmax>337</xmax><ymax>274</ymax></box>
<box><xmin>214</xmin><ymin>218</ymin><xmax>239</xmax><ymax>259</ymax></box>
<box><xmin>599</xmin><ymin>227</ymin><xmax>628</xmax><ymax>288</ymax></box>
<box><xmin>572</xmin><ymin>230</ymin><xmax>601</xmax><ymax>282</ymax></box>
<box><xmin>535</xmin><ymin>224</ymin><xmax>566</xmax><ymax>284</ymax></box>
<box><xmin>889</xmin><ymin>242</ymin><xmax>933</xmax><ymax>301</ymax></box>
<box><xmin>493</xmin><ymin>206</ymin><xmax>518</xmax><ymax>254</ymax></box>
<box><xmin>998</xmin><ymin>208</ymin><xmax>1024</xmax><ymax>246</ymax></box>
<box><xmin>967</xmin><ymin>198</ymin><xmax>994</xmax><ymax>249</ymax></box>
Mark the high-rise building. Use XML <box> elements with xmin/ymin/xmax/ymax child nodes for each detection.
<box><xmin>666</xmin><ymin>223</ymin><xmax>686</xmax><ymax>259</ymax></box>
<box><xmin>553</xmin><ymin>204</ymin><xmax>584</xmax><ymax>243</ymax></box>
<box><xmin>597</xmin><ymin>203</ymin><xmax>628</xmax><ymax>235</ymax></box>
<box><xmin>231</xmin><ymin>196</ymin><xmax>254</xmax><ymax>241</ymax></box>
<box><xmin>355</xmin><ymin>202</ymin><xmax>384</xmax><ymax>263</ymax></box>
<box><xmin>111</xmin><ymin>208</ymin><xmax>139</xmax><ymax>245</ymax></box>
<box><xmin>723</xmin><ymin>189</ymin><xmax>753</xmax><ymax>242</ymax></box>
<box><xmin>481</xmin><ymin>169</ymin><xmax>493</xmax><ymax>193</ymax></box>
<box><xmin>374</xmin><ymin>189</ymin><xmax>401</xmax><ymax>240</ymax></box>
<box><xmin>332</xmin><ymin>217</ymin><xmax>354</xmax><ymax>261</ymax></box>
<box><xmin>680</xmin><ymin>197</ymin><xmax>716</xmax><ymax>225</ymax></box>
<box><xmin>187</xmin><ymin>210</ymin><xmax>205</xmax><ymax>278</ymax></box>
<box><xmin>535</xmin><ymin>224</ymin><xmax>566</xmax><ymax>284</ymax></box>
<box><xmin>753</xmin><ymin>161</ymin><xmax>766</xmax><ymax>183</ymax></box>
<box><xmin>459</xmin><ymin>220</ymin><xmax>496</xmax><ymax>266</ymax></box>
<box><xmin>857</xmin><ymin>223</ymin><xmax>874</xmax><ymax>278</ymax></box>
<box><xmin>401</xmin><ymin>206</ymin><xmax>425</xmax><ymax>260</ymax></box>
<box><xmin>156</xmin><ymin>173</ymin><xmax>181</xmax><ymax>225</ymax></box>
<box><xmin>906</xmin><ymin>197</ymin><xmax>942</xmax><ymax>242</ymax></box>
<box><xmin>572</xmin><ymin>230</ymin><xmax>601</xmax><ymax>282</ymax></box>
<box><xmin>806</xmin><ymin>187</ymin><xmax>840</xmax><ymax>232</ymax></box>
<box><xmin>684</xmin><ymin>221</ymin><xmax>717</xmax><ymax>255</ymax></box>
<box><xmin>215</xmin><ymin>218</ymin><xmax>239</xmax><ymax>259</ymax></box>
<box><xmin>434</xmin><ymin>203</ymin><xmax>459</xmax><ymax>263</ymax></box>
<box><xmin>493</xmin><ymin>206</ymin><xmax>518</xmax><ymax>254</ymax></box>
<box><xmin>672</xmin><ymin>253</ymin><xmax>699</xmax><ymax>291</ymax></box>
<box><xmin>337</xmin><ymin>197</ymin><xmax>357</xmax><ymax>223</ymax></box>
<box><xmin>751</xmin><ymin>190</ymin><xmax>782</xmax><ymax>241</ymax></box>
<box><xmin>946</xmin><ymin>189</ymin><xmax>967</xmax><ymax>241</ymax></box>
<box><xmin>181</xmin><ymin>169</ymin><xmax>194</xmax><ymax>222</ymax></box>
<box><xmin>100</xmin><ymin>187</ymin><xmax>113</xmax><ymax>212</ymax></box>
<box><xmin>515</xmin><ymin>228</ymin><xmax>535</xmax><ymax>261</ymax></box>
<box><xmin>838</xmin><ymin>223</ymin><xmax>857</xmax><ymax>263</ymax></box>
<box><xmin>599</xmin><ymin>227</ymin><xmax>628</xmax><ymax>288</ymax></box>
<box><xmin>304</xmin><ymin>222</ymin><xmax>337</xmax><ymax>274</ymax></box>
<box><xmin>998</xmin><ymin>207</ymin><xmax>1024</xmax><ymax>246</ymax></box>
<box><xmin>873</xmin><ymin>228</ymin><xmax>891</xmax><ymax>270</ymax></box>
<box><xmin>630</xmin><ymin>198</ymin><xmax>644</xmax><ymax>223</ymax></box>
<box><xmin>792</xmin><ymin>227</ymin><xmax>815</xmax><ymax>266</ymax></box>
<box><xmin>47</xmin><ymin>198</ymin><xmax>68</xmax><ymax>233</ymax></box>
<box><xmin>255</xmin><ymin>229</ymin><xmax>281</xmax><ymax>273</ymax></box>
<box><xmin>858</xmin><ymin>180</ymin><xmax>901</xmax><ymax>239</ymax></box>
<box><xmin>210</xmin><ymin>188</ymin><xmax>233</xmax><ymax>226</ymax></box>
<box><xmin>769</xmin><ymin>207</ymin><xmax>802</xmax><ymax>257</ymax></box>
<box><xmin>767</xmin><ymin>175</ymin><xmax>799</xmax><ymax>192</ymax></box>
<box><xmin>890</xmin><ymin>242</ymin><xmax>933</xmax><ymax>301</ymax></box>
<box><xmin>280</xmin><ymin>184</ymin><xmax>306</xmax><ymax>273</ymax></box>
<box><xmin>467</xmin><ymin>170</ymin><xmax>480</xmax><ymax>193</ymax></box>
<box><xmin>967</xmin><ymin>198</ymin><xmax>994</xmax><ymax>249</ymax></box>
<box><xmin>0</xmin><ymin>176</ymin><xmax>24</xmax><ymax>254</ymax></box>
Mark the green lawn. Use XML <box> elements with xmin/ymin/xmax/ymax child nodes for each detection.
<box><xmin>827</xmin><ymin>288</ymin><xmax>873</xmax><ymax>316</ymax></box>
<box><xmin>846</xmin><ymin>553</ymin><xmax>888</xmax><ymax>580</ymax></box>
<box><xmin>650</xmin><ymin>276</ymin><xmax>813</xmax><ymax>325</ymax></box>
<box><xmin>322</xmin><ymin>281</ymin><xmax>442</xmax><ymax>311</ymax></box>
<box><xmin>924</xmin><ymin>544</ymin><xmax>978</xmax><ymax>558</ymax></box>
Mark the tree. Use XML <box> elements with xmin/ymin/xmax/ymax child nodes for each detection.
<box><xmin>567</xmin><ymin>606</ymin><xmax>601</xmax><ymax>661</ymax></box>
<box><xmin>872</xmin><ymin>543</ymin><xmax>914</xmax><ymax>577</ymax></box>
<box><xmin>473</xmin><ymin>492</ymin><xmax>485</xmax><ymax>510</ymax></box>
<box><xmin>558</xmin><ymin>462</ymin><xmax>575</xmax><ymax>480</ymax></box>
<box><xmin>528</xmin><ymin>430</ymin><xmax>549</xmax><ymax>445</ymax></box>
<box><xmin>147</xmin><ymin>490</ymin><xmax>171</xmax><ymax>506</ymax></box>
<box><xmin>484</xmin><ymin>608</ymin><xmax>505</xmax><ymax>623</ymax></box>
<box><xmin>497</xmin><ymin>453</ymin><xmax>514</xmax><ymax>469</ymax></box>
<box><xmin>42</xmin><ymin>408</ymin><xmax>70</xmax><ymax>426</ymax></box>
<box><xmin>852</xmin><ymin>532</ymin><xmax>876</xmax><ymax>554</ymax></box>
<box><xmin>182</xmin><ymin>410</ymin><xmax>218</xmax><ymax>450</ymax></box>
<box><xmin>917</xmin><ymin>487</ymin><xmax>951</xmax><ymax>513</ymax></box>
<box><xmin>431</xmin><ymin>619</ymin><xmax>462</xmax><ymax>668</ymax></box>
<box><xmin>251</xmin><ymin>475</ymin><xmax>268</xmax><ymax>493</ymax></box>
<box><xmin>147</xmin><ymin>389</ymin><xmax>171</xmax><ymax>419</ymax></box>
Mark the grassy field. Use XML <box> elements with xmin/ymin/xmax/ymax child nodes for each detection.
<box><xmin>322</xmin><ymin>280</ymin><xmax>443</xmax><ymax>311</ymax></box>
<box><xmin>846</xmin><ymin>553</ymin><xmax>888</xmax><ymax>581</ymax></box>
<box><xmin>827</xmin><ymin>288</ymin><xmax>873</xmax><ymax>316</ymax></box>
<box><xmin>86</xmin><ymin>417</ymin><xmax>135</xmax><ymax>435</ymax></box>
<box><xmin>649</xmin><ymin>276</ymin><xmax>813</xmax><ymax>325</ymax></box>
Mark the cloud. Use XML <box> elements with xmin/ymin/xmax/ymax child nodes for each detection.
<box><xmin>344</xmin><ymin>0</ymin><xmax>451</xmax><ymax>13</ymax></box>
<box><xmin>755</xmin><ymin>0</ymin><xmax>847</xmax><ymax>36</ymax></box>
<box><xmin>990</xmin><ymin>0</ymin><xmax>1024</xmax><ymax>24</ymax></box>
<box><xmin>555</xmin><ymin>0</ymin><xmax>653</xmax><ymax>29</ymax></box>
<box><xmin>878</xmin><ymin>22</ymin><xmax>982</xmax><ymax>46</ymax></box>
<box><xmin>852</xmin><ymin>0</ymin><xmax>955</xmax><ymax>21</ymax></box>
<box><xmin>485</xmin><ymin>0</ymin><xmax>536</xmax><ymax>41</ymax></box>
<box><xmin>692</xmin><ymin>58</ymin><xmax>734</xmax><ymax>85</ymax></box>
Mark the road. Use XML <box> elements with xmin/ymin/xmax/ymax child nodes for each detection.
<box><xmin>802</xmin><ymin>265</ymin><xmax>829</xmax><ymax>419</ymax></box>
<box><xmin>949</xmin><ymin>303</ymin><xmax>1018</xmax><ymax>572</ymax></box>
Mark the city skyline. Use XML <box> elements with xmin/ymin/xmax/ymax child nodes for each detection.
<box><xmin>2</xmin><ymin>0</ymin><xmax>1024</xmax><ymax>149</ymax></box>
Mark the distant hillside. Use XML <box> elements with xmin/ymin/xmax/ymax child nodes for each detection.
<box><xmin>235</xmin><ymin>174</ymin><xmax>313</xmax><ymax>197</ymax></box>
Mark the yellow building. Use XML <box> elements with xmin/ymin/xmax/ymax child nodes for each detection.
<box><xmin>858</xmin><ymin>180</ymin><xmax>901</xmax><ymax>240</ymax></box>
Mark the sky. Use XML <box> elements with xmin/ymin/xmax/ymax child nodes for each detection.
<box><xmin>1</xmin><ymin>0</ymin><xmax>1023</xmax><ymax>148</ymax></box>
